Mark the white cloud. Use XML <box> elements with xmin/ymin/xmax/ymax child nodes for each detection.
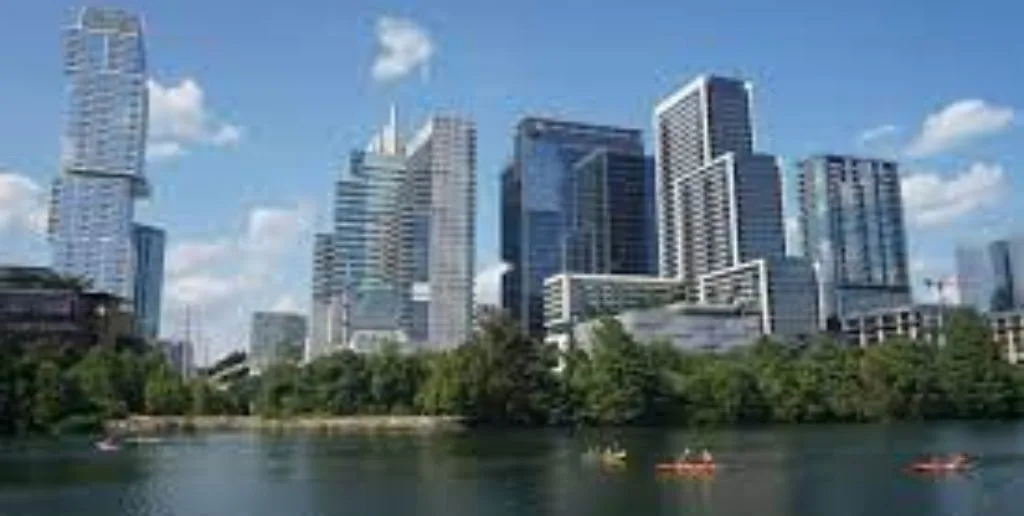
<box><xmin>0</xmin><ymin>172</ymin><xmax>48</xmax><ymax>234</ymax></box>
<box><xmin>147</xmin><ymin>78</ymin><xmax>243</xmax><ymax>161</ymax></box>
<box><xmin>919</xmin><ymin>275</ymin><xmax>961</xmax><ymax>305</ymax></box>
<box><xmin>905</xmin><ymin>99</ymin><xmax>1014</xmax><ymax>157</ymax></box>
<box><xmin>858</xmin><ymin>124</ymin><xmax>899</xmax><ymax>145</ymax></box>
<box><xmin>162</xmin><ymin>203</ymin><xmax>313</xmax><ymax>357</ymax></box>
<box><xmin>474</xmin><ymin>261</ymin><xmax>509</xmax><ymax>307</ymax></box>
<box><xmin>166</xmin><ymin>239</ymin><xmax>233</xmax><ymax>276</ymax></box>
<box><xmin>901</xmin><ymin>162</ymin><xmax>1006</xmax><ymax>227</ymax></box>
<box><xmin>271</xmin><ymin>294</ymin><xmax>303</xmax><ymax>313</ymax></box>
<box><xmin>372</xmin><ymin>16</ymin><xmax>434</xmax><ymax>82</ymax></box>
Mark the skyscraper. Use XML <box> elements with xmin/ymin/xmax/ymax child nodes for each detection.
<box><xmin>956</xmin><ymin>237</ymin><xmax>1024</xmax><ymax>313</ymax></box>
<box><xmin>797</xmin><ymin>155</ymin><xmax>910</xmax><ymax>326</ymax></box>
<box><xmin>406</xmin><ymin>116</ymin><xmax>477</xmax><ymax>348</ymax></box>
<box><xmin>654</xmin><ymin>74</ymin><xmax>817</xmax><ymax>339</ymax></box>
<box><xmin>310</xmin><ymin>110</ymin><xmax>476</xmax><ymax>354</ymax></box>
<box><xmin>131</xmin><ymin>224</ymin><xmax>165</xmax><ymax>340</ymax></box>
<box><xmin>500</xmin><ymin>118</ymin><xmax>646</xmax><ymax>336</ymax></box>
<box><xmin>50</xmin><ymin>8</ymin><xmax>164</xmax><ymax>334</ymax></box>
<box><xmin>654</xmin><ymin>75</ymin><xmax>754</xmax><ymax>279</ymax></box>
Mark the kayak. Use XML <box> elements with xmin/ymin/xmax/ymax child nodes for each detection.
<box><xmin>909</xmin><ymin>462</ymin><xmax>970</xmax><ymax>473</ymax></box>
<box><xmin>95</xmin><ymin>441</ymin><xmax>120</xmax><ymax>452</ymax></box>
<box><xmin>656</xmin><ymin>462</ymin><xmax>717</xmax><ymax>473</ymax></box>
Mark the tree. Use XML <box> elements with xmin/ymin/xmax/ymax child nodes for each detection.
<box><xmin>575</xmin><ymin>319</ymin><xmax>661</xmax><ymax>425</ymax></box>
<box><xmin>144</xmin><ymin>366</ymin><xmax>189</xmax><ymax>415</ymax></box>
<box><xmin>937</xmin><ymin>309</ymin><xmax>1015</xmax><ymax>418</ymax></box>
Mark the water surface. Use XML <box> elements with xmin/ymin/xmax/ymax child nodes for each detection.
<box><xmin>3</xmin><ymin>423</ymin><xmax>1024</xmax><ymax>515</ymax></box>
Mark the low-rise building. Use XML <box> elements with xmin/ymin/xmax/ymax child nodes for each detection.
<box><xmin>698</xmin><ymin>257</ymin><xmax>819</xmax><ymax>340</ymax></box>
<box><xmin>543</xmin><ymin>273</ymin><xmax>691</xmax><ymax>331</ymax></box>
<box><xmin>991</xmin><ymin>310</ymin><xmax>1024</xmax><ymax>364</ymax></box>
<box><xmin>841</xmin><ymin>304</ymin><xmax>946</xmax><ymax>347</ymax></box>
<box><xmin>0</xmin><ymin>266</ymin><xmax>134</xmax><ymax>346</ymax></box>
<box><xmin>546</xmin><ymin>302</ymin><xmax>762</xmax><ymax>354</ymax></box>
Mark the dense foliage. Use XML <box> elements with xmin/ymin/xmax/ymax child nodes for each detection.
<box><xmin>3</xmin><ymin>308</ymin><xmax>1024</xmax><ymax>435</ymax></box>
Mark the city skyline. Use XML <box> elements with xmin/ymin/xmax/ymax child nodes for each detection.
<box><xmin>0</xmin><ymin>1</ymin><xmax>1020</xmax><ymax>362</ymax></box>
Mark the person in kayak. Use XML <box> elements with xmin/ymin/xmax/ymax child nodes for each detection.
<box><xmin>677</xmin><ymin>448</ymin><xmax>692</xmax><ymax>463</ymax></box>
<box><xmin>700</xmin><ymin>449</ymin><xmax>714</xmax><ymax>464</ymax></box>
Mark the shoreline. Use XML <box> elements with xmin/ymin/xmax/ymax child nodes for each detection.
<box><xmin>106</xmin><ymin>415</ymin><xmax>467</xmax><ymax>435</ymax></box>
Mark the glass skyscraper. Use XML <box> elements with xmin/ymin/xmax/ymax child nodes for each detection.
<box><xmin>132</xmin><ymin>224</ymin><xmax>165</xmax><ymax>340</ymax></box>
<box><xmin>500</xmin><ymin>118</ymin><xmax>646</xmax><ymax>336</ymax></box>
<box><xmin>956</xmin><ymin>237</ymin><xmax>1024</xmax><ymax>313</ymax></box>
<box><xmin>310</xmin><ymin>110</ymin><xmax>476</xmax><ymax>355</ymax></box>
<box><xmin>49</xmin><ymin>7</ymin><xmax>164</xmax><ymax>339</ymax></box>
<box><xmin>797</xmin><ymin>155</ymin><xmax>910</xmax><ymax>327</ymax></box>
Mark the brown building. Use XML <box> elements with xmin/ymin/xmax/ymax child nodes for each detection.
<box><xmin>0</xmin><ymin>266</ymin><xmax>135</xmax><ymax>346</ymax></box>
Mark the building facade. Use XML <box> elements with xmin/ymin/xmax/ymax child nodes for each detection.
<box><xmin>841</xmin><ymin>304</ymin><xmax>946</xmax><ymax>347</ymax></box>
<box><xmin>698</xmin><ymin>257</ymin><xmax>819</xmax><ymax>340</ymax></box>
<box><xmin>131</xmin><ymin>224</ymin><xmax>164</xmax><ymax>340</ymax></box>
<box><xmin>159</xmin><ymin>340</ymin><xmax>195</xmax><ymax>379</ymax></box>
<box><xmin>956</xmin><ymin>237</ymin><xmax>1024</xmax><ymax>313</ymax></box>
<box><xmin>654</xmin><ymin>75</ymin><xmax>754</xmax><ymax>279</ymax></box>
<box><xmin>797</xmin><ymin>155</ymin><xmax>910</xmax><ymax>328</ymax></box>
<box><xmin>406</xmin><ymin>116</ymin><xmax>477</xmax><ymax>349</ymax></box>
<box><xmin>310</xmin><ymin>111</ymin><xmax>476</xmax><ymax>354</ymax></box>
<box><xmin>501</xmin><ymin>118</ymin><xmax>647</xmax><ymax>336</ymax></box>
<box><xmin>50</xmin><ymin>8</ymin><xmax>150</xmax><ymax>303</ymax></box>
<box><xmin>250</xmin><ymin>311</ymin><xmax>307</xmax><ymax>370</ymax></box>
<box><xmin>543</xmin><ymin>273</ymin><xmax>691</xmax><ymax>331</ymax></box>
<box><xmin>547</xmin><ymin>302</ymin><xmax>763</xmax><ymax>354</ymax></box>
<box><xmin>991</xmin><ymin>310</ymin><xmax>1024</xmax><ymax>364</ymax></box>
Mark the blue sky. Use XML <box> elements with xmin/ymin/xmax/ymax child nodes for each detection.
<box><xmin>0</xmin><ymin>0</ymin><xmax>1020</xmax><ymax>361</ymax></box>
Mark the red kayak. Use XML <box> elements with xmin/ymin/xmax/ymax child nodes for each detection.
<box><xmin>908</xmin><ymin>460</ymin><xmax>971</xmax><ymax>473</ymax></box>
<box><xmin>656</xmin><ymin>461</ymin><xmax>717</xmax><ymax>474</ymax></box>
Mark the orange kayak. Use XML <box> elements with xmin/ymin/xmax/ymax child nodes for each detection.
<box><xmin>908</xmin><ymin>462</ymin><xmax>970</xmax><ymax>473</ymax></box>
<box><xmin>656</xmin><ymin>462</ymin><xmax>717</xmax><ymax>473</ymax></box>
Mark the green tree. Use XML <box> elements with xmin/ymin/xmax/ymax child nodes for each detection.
<box><xmin>144</xmin><ymin>366</ymin><xmax>189</xmax><ymax>415</ymax></box>
<box><xmin>938</xmin><ymin>309</ymin><xmax>1015</xmax><ymax>418</ymax></box>
<box><xmin>575</xmin><ymin>319</ymin><xmax>661</xmax><ymax>425</ymax></box>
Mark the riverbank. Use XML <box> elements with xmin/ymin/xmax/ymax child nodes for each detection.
<box><xmin>106</xmin><ymin>415</ymin><xmax>467</xmax><ymax>435</ymax></box>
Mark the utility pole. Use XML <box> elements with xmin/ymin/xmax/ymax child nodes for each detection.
<box><xmin>924</xmin><ymin>277</ymin><xmax>951</xmax><ymax>346</ymax></box>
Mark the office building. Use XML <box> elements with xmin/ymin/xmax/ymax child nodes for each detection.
<box><xmin>955</xmin><ymin>237</ymin><xmax>1024</xmax><ymax>313</ymax></box>
<box><xmin>50</xmin><ymin>8</ymin><xmax>150</xmax><ymax>303</ymax></box>
<box><xmin>547</xmin><ymin>302</ymin><xmax>762</xmax><ymax>354</ymax></box>
<box><xmin>991</xmin><ymin>310</ymin><xmax>1024</xmax><ymax>364</ymax></box>
<box><xmin>250</xmin><ymin>311</ymin><xmax>307</xmax><ymax>370</ymax></box>
<box><xmin>841</xmin><ymin>304</ymin><xmax>946</xmax><ymax>347</ymax></box>
<box><xmin>501</xmin><ymin>118</ymin><xmax>646</xmax><ymax>336</ymax></box>
<box><xmin>159</xmin><ymin>339</ymin><xmax>195</xmax><ymax>379</ymax></box>
<box><xmin>406</xmin><ymin>116</ymin><xmax>477</xmax><ymax>349</ymax></box>
<box><xmin>797</xmin><ymin>156</ymin><xmax>911</xmax><ymax>327</ymax></box>
<box><xmin>543</xmin><ymin>272</ymin><xmax>691</xmax><ymax>332</ymax></box>
<box><xmin>310</xmin><ymin>110</ymin><xmax>476</xmax><ymax>354</ymax></box>
<box><xmin>0</xmin><ymin>266</ymin><xmax>134</xmax><ymax>346</ymax></box>
<box><xmin>654</xmin><ymin>75</ymin><xmax>754</xmax><ymax>279</ymax></box>
<box><xmin>698</xmin><ymin>257</ymin><xmax>819</xmax><ymax>340</ymax></box>
<box><xmin>131</xmin><ymin>224</ymin><xmax>164</xmax><ymax>340</ymax></box>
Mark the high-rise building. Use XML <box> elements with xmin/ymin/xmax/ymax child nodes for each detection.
<box><xmin>500</xmin><ymin>118</ymin><xmax>645</xmax><ymax>336</ymax></box>
<box><xmin>653</xmin><ymin>74</ymin><xmax>817</xmax><ymax>340</ymax></box>
<box><xmin>310</xmin><ymin>110</ymin><xmax>476</xmax><ymax>354</ymax></box>
<box><xmin>131</xmin><ymin>224</ymin><xmax>164</xmax><ymax>340</ymax></box>
<box><xmin>654</xmin><ymin>75</ymin><xmax>754</xmax><ymax>279</ymax></box>
<box><xmin>797</xmin><ymin>155</ymin><xmax>910</xmax><ymax>326</ymax></box>
<box><xmin>49</xmin><ymin>8</ymin><xmax>156</xmax><ymax>323</ymax></box>
<box><xmin>955</xmin><ymin>237</ymin><xmax>1024</xmax><ymax>313</ymax></box>
<box><xmin>406</xmin><ymin>116</ymin><xmax>477</xmax><ymax>348</ymax></box>
<box><xmin>250</xmin><ymin>311</ymin><xmax>307</xmax><ymax>370</ymax></box>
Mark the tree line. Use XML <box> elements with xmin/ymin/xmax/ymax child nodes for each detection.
<box><xmin>2</xmin><ymin>308</ymin><xmax>1023</xmax><ymax>435</ymax></box>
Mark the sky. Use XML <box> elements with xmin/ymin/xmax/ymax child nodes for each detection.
<box><xmin>0</xmin><ymin>0</ymin><xmax>1020</xmax><ymax>363</ymax></box>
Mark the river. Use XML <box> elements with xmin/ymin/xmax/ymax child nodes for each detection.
<box><xmin>2</xmin><ymin>423</ymin><xmax>1024</xmax><ymax>515</ymax></box>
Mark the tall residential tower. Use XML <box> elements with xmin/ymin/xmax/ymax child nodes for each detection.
<box><xmin>797</xmin><ymin>155</ymin><xmax>910</xmax><ymax>327</ymax></box>
<box><xmin>49</xmin><ymin>7</ymin><xmax>165</xmax><ymax>339</ymax></box>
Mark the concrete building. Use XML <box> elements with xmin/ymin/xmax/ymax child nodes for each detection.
<box><xmin>991</xmin><ymin>310</ymin><xmax>1024</xmax><ymax>364</ymax></box>
<box><xmin>159</xmin><ymin>339</ymin><xmax>195</xmax><ymax>379</ymax></box>
<box><xmin>543</xmin><ymin>273</ymin><xmax>691</xmax><ymax>331</ymax></box>
<box><xmin>654</xmin><ymin>75</ymin><xmax>755</xmax><ymax>279</ymax></box>
<box><xmin>50</xmin><ymin>8</ymin><xmax>151</xmax><ymax>304</ymax></box>
<box><xmin>501</xmin><ymin>118</ymin><xmax>647</xmax><ymax>337</ymax></box>
<box><xmin>406</xmin><ymin>116</ymin><xmax>477</xmax><ymax>349</ymax></box>
<box><xmin>841</xmin><ymin>304</ymin><xmax>946</xmax><ymax>347</ymax></box>
<box><xmin>699</xmin><ymin>257</ymin><xmax>819</xmax><ymax>340</ymax></box>
<box><xmin>546</xmin><ymin>302</ymin><xmax>762</xmax><ymax>354</ymax></box>
<box><xmin>250</xmin><ymin>311</ymin><xmax>307</xmax><ymax>370</ymax></box>
<box><xmin>797</xmin><ymin>155</ymin><xmax>911</xmax><ymax>328</ymax></box>
<box><xmin>131</xmin><ymin>224</ymin><xmax>164</xmax><ymax>341</ymax></box>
